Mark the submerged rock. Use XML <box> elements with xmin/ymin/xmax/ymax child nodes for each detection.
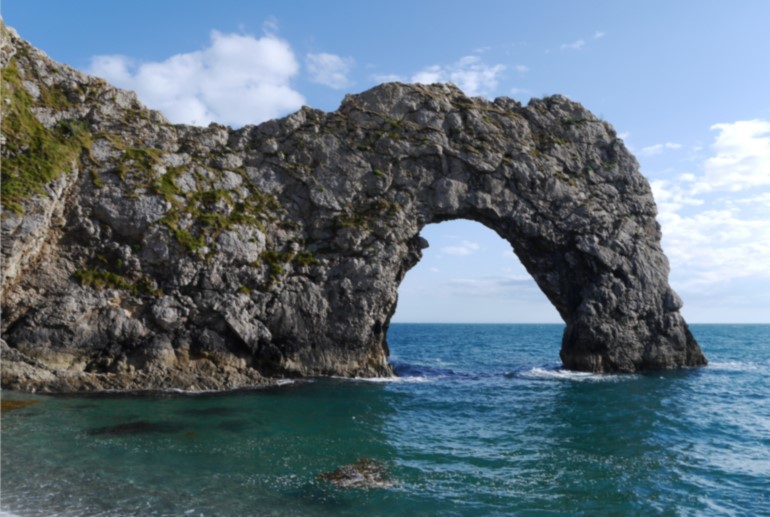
<box><xmin>318</xmin><ymin>458</ymin><xmax>394</xmax><ymax>489</ymax></box>
<box><xmin>0</xmin><ymin>22</ymin><xmax>706</xmax><ymax>392</ymax></box>
<box><xmin>0</xmin><ymin>399</ymin><xmax>41</xmax><ymax>413</ymax></box>
<box><xmin>85</xmin><ymin>421</ymin><xmax>186</xmax><ymax>436</ymax></box>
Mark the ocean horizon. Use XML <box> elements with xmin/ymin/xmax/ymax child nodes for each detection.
<box><xmin>2</xmin><ymin>323</ymin><xmax>768</xmax><ymax>515</ymax></box>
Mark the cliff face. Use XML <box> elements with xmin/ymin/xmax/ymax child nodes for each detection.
<box><xmin>0</xmin><ymin>25</ymin><xmax>706</xmax><ymax>392</ymax></box>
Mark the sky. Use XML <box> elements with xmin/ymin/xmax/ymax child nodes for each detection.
<box><xmin>3</xmin><ymin>1</ymin><xmax>769</xmax><ymax>323</ymax></box>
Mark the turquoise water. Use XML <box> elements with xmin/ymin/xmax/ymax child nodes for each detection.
<box><xmin>1</xmin><ymin>324</ymin><xmax>769</xmax><ymax>516</ymax></box>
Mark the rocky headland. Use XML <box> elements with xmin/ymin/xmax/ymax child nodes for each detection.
<box><xmin>0</xmin><ymin>24</ymin><xmax>706</xmax><ymax>392</ymax></box>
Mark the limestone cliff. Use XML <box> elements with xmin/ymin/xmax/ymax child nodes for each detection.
<box><xmin>0</xmin><ymin>25</ymin><xmax>706</xmax><ymax>392</ymax></box>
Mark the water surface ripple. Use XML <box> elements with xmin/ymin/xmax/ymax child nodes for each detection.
<box><xmin>2</xmin><ymin>324</ymin><xmax>768</xmax><ymax>515</ymax></box>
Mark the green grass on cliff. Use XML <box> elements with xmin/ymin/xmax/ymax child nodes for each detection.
<box><xmin>74</xmin><ymin>266</ymin><xmax>163</xmax><ymax>298</ymax></box>
<box><xmin>258</xmin><ymin>247</ymin><xmax>320</xmax><ymax>287</ymax></box>
<box><xmin>1</xmin><ymin>58</ymin><xmax>93</xmax><ymax>215</ymax></box>
<box><xmin>152</xmin><ymin>166</ymin><xmax>282</xmax><ymax>253</ymax></box>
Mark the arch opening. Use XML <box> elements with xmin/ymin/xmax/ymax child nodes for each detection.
<box><xmin>385</xmin><ymin>219</ymin><xmax>563</xmax><ymax>378</ymax></box>
<box><xmin>391</xmin><ymin>220</ymin><xmax>561</xmax><ymax>325</ymax></box>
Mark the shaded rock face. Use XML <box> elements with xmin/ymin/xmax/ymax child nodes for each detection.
<box><xmin>0</xmin><ymin>25</ymin><xmax>706</xmax><ymax>392</ymax></box>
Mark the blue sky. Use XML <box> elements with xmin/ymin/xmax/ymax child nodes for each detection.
<box><xmin>4</xmin><ymin>1</ymin><xmax>769</xmax><ymax>323</ymax></box>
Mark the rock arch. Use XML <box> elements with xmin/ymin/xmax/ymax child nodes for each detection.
<box><xmin>0</xmin><ymin>28</ymin><xmax>706</xmax><ymax>391</ymax></box>
<box><xmin>291</xmin><ymin>83</ymin><xmax>706</xmax><ymax>376</ymax></box>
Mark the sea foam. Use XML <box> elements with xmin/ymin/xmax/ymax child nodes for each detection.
<box><xmin>517</xmin><ymin>366</ymin><xmax>635</xmax><ymax>382</ymax></box>
<box><xmin>708</xmin><ymin>361</ymin><xmax>762</xmax><ymax>372</ymax></box>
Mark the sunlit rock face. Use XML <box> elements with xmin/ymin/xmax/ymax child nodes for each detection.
<box><xmin>0</xmin><ymin>24</ymin><xmax>706</xmax><ymax>392</ymax></box>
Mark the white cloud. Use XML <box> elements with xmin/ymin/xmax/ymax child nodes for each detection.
<box><xmin>651</xmin><ymin>119</ymin><xmax>770</xmax><ymax>295</ymax></box>
<box><xmin>561</xmin><ymin>39</ymin><xmax>585</xmax><ymax>51</ymax></box>
<box><xmin>411</xmin><ymin>55</ymin><xmax>505</xmax><ymax>96</ymax></box>
<box><xmin>89</xmin><ymin>29</ymin><xmax>304</xmax><ymax>127</ymax></box>
<box><xmin>695</xmin><ymin>119</ymin><xmax>770</xmax><ymax>193</ymax></box>
<box><xmin>515</xmin><ymin>64</ymin><xmax>529</xmax><ymax>73</ymax></box>
<box><xmin>659</xmin><ymin>207</ymin><xmax>770</xmax><ymax>289</ymax></box>
<box><xmin>306</xmin><ymin>52</ymin><xmax>354</xmax><ymax>89</ymax></box>
<box><xmin>640</xmin><ymin>142</ymin><xmax>682</xmax><ymax>156</ymax></box>
<box><xmin>90</xmin><ymin>55</ymin><xmax>135</xmax><ymax>84</ymax></box>
<box><xmin>650</xmin><ymin>179</ymin><xmax>704</xmax><ymax>216</ymax></box>
<box><xmin>594</xmin><ymin>31</ymin><xmax>606</xmax><ymax>39</ymax></box>
<box><xmin>440</xmin><ymin>240</ymin><xmax>480</xmax><ymax>256</ymax></box>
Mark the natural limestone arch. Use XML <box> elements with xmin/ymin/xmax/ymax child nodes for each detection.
<box><xmin>268</xmin><ymin>83</ymin><xmax>707</xmax><ymax>377</ymax></box>
<box><xmin>0</xmin><ymin>27</ymin><xmax>706</xmax><ymax>391</ymax></box>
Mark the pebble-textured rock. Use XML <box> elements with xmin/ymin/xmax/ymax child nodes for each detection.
<box><xmin>0</xmin><ymin>24</ymin><xmax>706</xmax><ymax>392</ymax></box>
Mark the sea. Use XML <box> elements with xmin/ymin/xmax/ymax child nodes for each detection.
<box><xmin>1</xmin><ymin>324</ymin><xmax>768</xmax><ymax>516</ymax></box>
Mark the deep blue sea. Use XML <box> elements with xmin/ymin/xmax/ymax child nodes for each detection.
<box><xmin>1</xmin><ymin>324</ymin><xmax>769</xmax><ymax>516</ymax></box>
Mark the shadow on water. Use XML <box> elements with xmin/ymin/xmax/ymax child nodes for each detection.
<box><xmin>174</xmin><ymin>406</ymin><xmax>243</xmax><ymax>417</ymax></box>
<box><xmin>86</xmin><ymin>421</ymin><xmax>188</xmax><ymax>436</ymax></box>
<box><xmin>391</xmin><ymin>359</ymin><xmax>481</xmax><ymax>380</ymax></box>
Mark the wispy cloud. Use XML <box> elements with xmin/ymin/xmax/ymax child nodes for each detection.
<box><xmin>306</xmin><ymin>52</ymin><xmax>354</xmax><ymax>89</ymax></box>
<box><xmin>558</xmin><ymin>30</ymin><xmax>605</xmax><ymax>52</ymax></box>
<box><xmin>733</xmin><ymin>191</ymin><xmax>770</xmax><ymax>207</ymax></box>
<box><xmin>560</xmin><ymin>39</ymin><xmax>585</xmax><ymax>51</ymax></box>
<box><xmin>89</xmin><ymin>28</ymin><xmax>304</xmax><ymax>127</ymax></box>
<box><xmin>411</xmin><ymin>55</ymin><xmax>505</xmax><ymax>96</ymax></box>
<box><xmin>262</xmin><ymin>16</ymin><xmax>279</xmax><ymax>36</ymax></box>
<box><xmin>640</xmin><ymin>142</ymin><xmax>682</xmax><ymax>156</ymax></box>
<box><xmin>440</xmin><ymin>240</ymin><xmax>480</xmax><ymax>256</ymax></box>
<box><xmin>448</xmin><ymin>275</ymin><xmax>540</xmax><ymax>299</ymax></box>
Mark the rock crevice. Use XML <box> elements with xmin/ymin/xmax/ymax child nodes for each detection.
<box><xmin>0</xmin><ymin>25</ymin><xmax>706</xmax><ymax>392</ymax></box>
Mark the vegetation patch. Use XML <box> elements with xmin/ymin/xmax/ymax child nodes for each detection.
<box><xmin>74</xmin><ymin>267</ymin><xmax>162</xmax><ymax>297</ymax></box>
<box><xmin>115</xmin><ymin>147</ymin><xmax>163</xmax><ymax>185</ymax></box>
<box><xmin>334</xmin><ymin>198</ymin><xmax>400</xmax><ymax>231</ymax></box>
<box><xmin>555</xmin><ymin>170</ymin><xmax>577</xmax><ymax>186</ymax></box>
<box><xmin>258</xmin><ymin>247</ymin><xmax>320</xmax><ymax>286</ymax></box>
<box><xmin>237</xmin><ymin>285</ymin><xmax>253</xmax><ymax>296</ymax></box>
<box><xmin>293</xmin><ymin>250</ymin><xmax>320</xmax><ymax>267</ymax></box>
<box><xmin>150</xmin><ymin>165</ymin><xmax>281</xmax><ymax>253</ymax></box>
<box><xmin>74</xmin><ymin>267</ymin><xmax>133</xmax><ymax>292</ymax></box>
<box><xmin>1</xmin><ymin>59</ymin><xmax>92</xmax><ymax>214</ymax></box>
<box><xmin>151</xmin><ymin>166</ymin><xmax>184</xmax><ymax>205</ymax></box>
<box><xmin>259</xmin><ymin>249</ymin><xmax>292</xmax><ymax>285</ymax></box>
<box><xmin>563</xmin><ymin>117</ymin><xmax>594</xmax><ymax>127</ymax></box>
<box><xmin>160</xmin><ymin>212</ymin><xmax>206</xmax><ymax>253</ymax></box>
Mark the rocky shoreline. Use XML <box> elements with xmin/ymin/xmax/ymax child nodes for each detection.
<box><xmin>1</xmin><ymin>23</ymin><xmax>705</xmax><ymax>393</ymax></box>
